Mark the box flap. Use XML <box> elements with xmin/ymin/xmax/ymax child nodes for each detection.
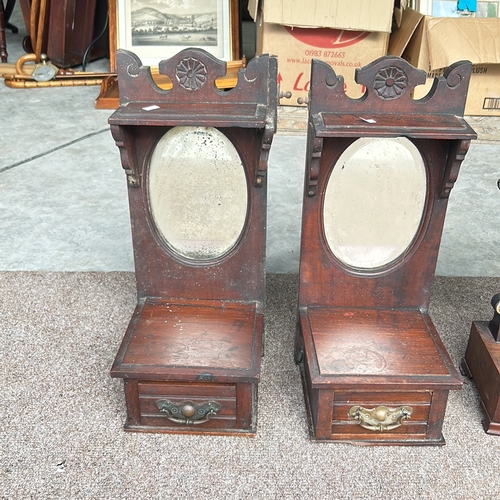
<box><xmin>388</xmin><ymin>8</ymin><xmax>424</xmax><ymax>56</ymax></box>
<box><xmin>248</xmin><ymin>0</ymin><xmax>259</xmax><ymax>22</ymax></box>
<box><xmin>427</xmin><ymin>17</ymin><xmax>500</xmax><ymax>70</ymax></box>
<box><xmin>394</xmin><ymin>0</ymin><xmax>409</xmax><ymax>28</ymax></box>
<box><xmin>250</xmin><ymin>0</ymin><xmax>394</xmax><ymax>32</ymax></box>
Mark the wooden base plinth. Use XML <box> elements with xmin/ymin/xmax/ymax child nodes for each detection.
<box><xmin>461</xmin><ymin>321</ymin><xmax>500</xmax><ymax>435</ymax></box>
<box><xmin>111</xmin><ymin>298</ymin><xmax>262</xmax><ymax>435</ymax></box>
<box><xmin>296</xmin><ymin>307</ymin><xmax>462</xmax><ymax>445</ymax></box>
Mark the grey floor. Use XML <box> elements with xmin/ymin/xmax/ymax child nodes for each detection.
<box><xmin>1</xmin><ymin>7</ymin><xmax>499</xmax><ymax>276</ymax></box>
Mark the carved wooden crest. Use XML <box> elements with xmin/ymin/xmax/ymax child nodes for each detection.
<box><xmin>309</xmin><ymin>55</ymin><xmax>472</xmax><ymax>116</ymax></box>
<box><xmin>110</xmin><ymin>48</ymin><xmax>277</xmax><ymax>188</ymax></box>
<box><xmin>305</xmin><ymin>56</ymin><xmax>476</xmax><ymax>198</ymax></box>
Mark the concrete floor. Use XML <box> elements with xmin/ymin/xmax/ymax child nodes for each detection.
<box><xmin>1</xmin><ymin>6</ymin><xmax>499</xmax><ymax>276</ymax></box>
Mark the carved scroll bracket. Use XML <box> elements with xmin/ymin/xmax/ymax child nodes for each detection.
<box><xmin>441</xmin><ymin>139</ymin><xmax>471</xmax><ymax>198</ymax></box>
<box><xmin>306</xmin><ymin>136</ymin><xmax>324</xmax><ymax>197</ymax></box>
<box><xmin>255</xmin><ymin>56</ymin><xmax>278</xmax><ymax>188</ymax></box>
<box><xmin>256</xmin><ymin>126</ymin><xmax>274</xmax><ymax>187</ymax></box>
<box><xmin>110</xmin><ymin>125</ymin><xmax>140</xmax><ymax>188</ymax></box>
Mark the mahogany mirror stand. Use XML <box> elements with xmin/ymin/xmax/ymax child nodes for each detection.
<box><xmin>109</xmin><ymin>48</ymin><xmax>277</xmax><ymax>435</ymax></box>
<box><xmin>294</xmin><ymin>56</ymin><xmax>476</xmax><ymax>445</ymax></box>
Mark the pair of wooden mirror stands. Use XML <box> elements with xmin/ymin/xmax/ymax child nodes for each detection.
<box><xmin>108</xmin><ymin>47</ymin><xmax>496</xmax><ymax>445</ymax></box>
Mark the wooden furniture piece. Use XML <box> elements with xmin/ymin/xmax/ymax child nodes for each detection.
<box><xmin>0</xmin><ymin>0</ymin><xmax>16</xmax><ymax>62</ymax></box>
<box><xmin>294</xmin><ymin>56</ymin><xmax>476</xmax><ymax>445</ymax></box>
<box><xmin>109</xmin><ymin>48</ymin><xmax>277</xmax><ymax>435</ymax></box>
<box><xmin>0</xmin><ymin>1</ymin><xmax>7</xmax><ymax>62</ymax></box>
<box><xmin>461</xmin><ymin>294</ymin><xmax>500</xmax><ymax>435</ymax></box>
<box><xmin>46</xmin><ymin>0</ymin><xmax>108</xmax><ymax>68</ymax></box>
<box><xmin>17</xmin><ymin>0</ymin><xmax>108</xmax><ymax>67</ymax></box>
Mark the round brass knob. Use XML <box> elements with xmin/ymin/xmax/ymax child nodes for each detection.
<box><xmin>373</xmin><ymin>407</ymin><xmax>389</xmax><ymax>422</ymax></box>
<box><xmin>181</xmin><ymin>404</ymin><xmax>196</xmax><ymax>418</ymax></box>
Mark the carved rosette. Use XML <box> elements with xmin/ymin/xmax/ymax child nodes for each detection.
<box><xmin>175</xmin><ymin>57</ymin><xmax>208</xmax><ymax>91</ymax></box>
<box><xmin>374</xmin><ymin>66</ymin><xmax>408</xmax><ymax>100</ymax></box>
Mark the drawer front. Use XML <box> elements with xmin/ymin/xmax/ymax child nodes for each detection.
<box><xmin>331</xmin><ymin>390</ymin><xmax>432</xmax><ymax>439</ymax></box>
<box><xmin>138</xmin><ymin>381</ymin><xmax>238</xmax><ymax>430</ymax></box>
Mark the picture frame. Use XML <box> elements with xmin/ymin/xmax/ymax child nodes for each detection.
<box><xmin>108</xmin><ymin>0</ymin><xmax>240</xmax><ymax>73</ymax></box>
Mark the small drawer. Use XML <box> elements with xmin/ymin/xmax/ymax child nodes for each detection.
<box><xmin>333</xmin><ymin>390</ymin><xmax>431</xmax><ymax>423</ymax></box>
<box><xmin>138</xmin><ymin>381</ymin><xmax>238</xmax><ymax>430</ymax></box>
<box><xmin>331</xmin><ymin>390</ymin><xmax>432</xmax><ymax>438</ymax></box>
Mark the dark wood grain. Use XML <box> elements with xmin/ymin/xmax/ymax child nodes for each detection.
<box><xmin>305</xmin><ymin>308</ymin><xmax>456</xmax><ymax>382</ymax></box>
<box><xmin>111</xmin><ymin>300</ymin><xmax>261</xmax><ymax>380</ymax></box>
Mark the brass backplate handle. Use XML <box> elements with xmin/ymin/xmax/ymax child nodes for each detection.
<box><xmin>157</xmin><ymin>399</ymin><xmax>221</xmax><ymax>425</ymax></box>
<box><xmin>348</xmin><ymin>405</ymin><xmax>413</xmax><ymax>432</ymax></box>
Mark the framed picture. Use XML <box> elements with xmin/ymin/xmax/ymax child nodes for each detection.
<box><xmin>109</xmin><ymin>0</ymin><xmax>240</xmax><ymax>73</ymax></box>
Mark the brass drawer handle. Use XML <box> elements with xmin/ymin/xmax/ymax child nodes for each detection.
<box><xmin>156</xmin><ymin>399</ymin><xmax>221</xmax><ymax>425</ymax></box>
<box><xmin>348</xmin><ymin>405</ymin><xmax>413</xmax><ymax>432</ymax></box>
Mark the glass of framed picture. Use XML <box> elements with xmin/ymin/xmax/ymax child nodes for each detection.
<box><xmin>108</xmin><ymin>0</ymin><xmax>240</xmax><ymax>72</ymax></box>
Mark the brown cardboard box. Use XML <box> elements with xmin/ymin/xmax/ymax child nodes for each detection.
<box><xmin>257</xmin><ymin>20</ymin><xmax>389</xmax><ymax>104</ymax></box>
<box><xmin>249</xmin><ymin>1</ymin><xmax>392</xmax><ymax>105</ymax></box>
<box><xmin>248</xmin><ymin>0</ymin><xmax>394</xmax><ymax>32</ymax></box>
<box><xmin>389</xmin><ymin>8</ymin><xmax>500</xmax><ymax>116</ymax></box>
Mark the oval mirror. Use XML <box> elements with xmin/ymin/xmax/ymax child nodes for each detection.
<box><xmin>148</xmin><ymin>126</ymin><xmax>248</xmax><ymax>261</ymax></box>
<box><xmin>323</xmin><ymin>137</ymin><xmax>427</xmax><ymax>269</ymax></box>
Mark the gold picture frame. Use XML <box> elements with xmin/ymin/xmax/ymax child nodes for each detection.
<box><xmin>109</xmin><ymin>0</ymin><xmax>240</xmax><ymax>73</ymax></box>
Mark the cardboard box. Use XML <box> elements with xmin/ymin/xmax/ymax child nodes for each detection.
<box><xmin>248</xmin><ymin>0</ymin><xmax>394</xmax><ymax>32</ymax></box>
<box><xmin>249</xmin><ymin>1</ymin><xmax>392</xmax><ymax>105</ymax></box>
<box><xmin>257</xmin><ymin>20</ymin><xmax>389</xmax><ymax>104</ymax></box>
<box><xmin>389</xmin><ymin>8</ymin><xmax>500</xmax><ymax>115</ymax></box>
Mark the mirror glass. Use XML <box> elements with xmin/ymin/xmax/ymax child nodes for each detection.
<box><xmin>148</xmin><ymin>126</ymin><xmax>248</xmax><ymax>260</ymax></box>
<box><xmin>323</xmin><ymin>137</ymin><xmax>426</xmax><ymax>269</ymax></box>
